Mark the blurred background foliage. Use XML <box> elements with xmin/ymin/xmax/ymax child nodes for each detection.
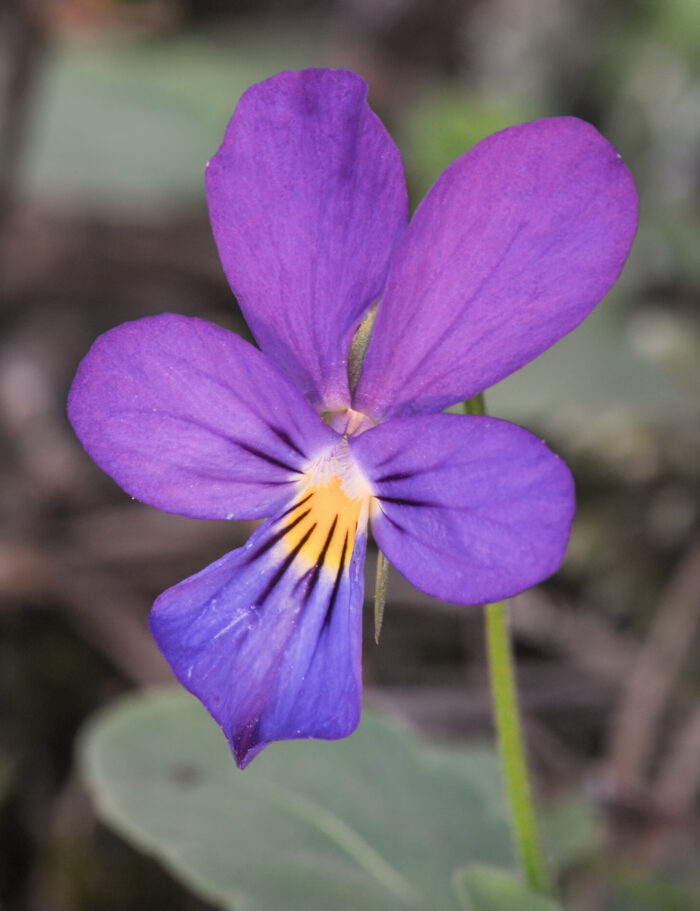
<box><xmin>0</xmin><ymin>0</ymin><xmax>698</xmax><ymax>909</ymax></box>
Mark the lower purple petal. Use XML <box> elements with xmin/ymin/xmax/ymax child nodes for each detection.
<box><xmin>149</xmin><ymin>496</ymin><xmax>367</xmax><ymax>768</ymax></box>
<box><xmin>350</xmin><ymin>414</ymin><xmax>575</xmax><ymax>604</ymax></box>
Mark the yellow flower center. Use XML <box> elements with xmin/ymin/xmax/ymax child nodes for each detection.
<box><xmin>282</xmin><ymin>441</ymin><xmax>372</xmax><ymax>571</ymax></box>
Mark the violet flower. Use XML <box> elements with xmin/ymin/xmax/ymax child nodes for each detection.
<box><xmin>68</xmin><ymin>69</ymin><xmax>637</xmax><ymax>768</ymax></box>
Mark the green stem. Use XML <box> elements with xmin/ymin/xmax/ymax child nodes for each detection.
<box><xmin>485</xmin><ymin>601</ymin><xmax>551</xmax><ymax>895</ymax></box>
<box><xmin>465</xmin><ymin>393</ymin><xmax>552</xmax><ymax>896</ymax></box>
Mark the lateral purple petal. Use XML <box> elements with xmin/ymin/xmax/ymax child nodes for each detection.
<box><xmin>149</xmin><ymin>504</ymin><xmax>367</xmax><ymax>768</ymax></box>
<box><xmin>353</xmin><ymin>117</ymin><xmax>638</xmax><ymax>419</ymax></box>
<box><xmin>350</xmin><ymin>414</ymin><xmax>575</xmax><ymax>604</ymax></box>
<box><xmin>207</xmin><ymin>68</ymin><xmax>408</xmax><ymax>412</ymax></box>
<box><xmin>68</xmin><ymin>313</ymin><xmax>338</xmax><ymax>520</ymax></box>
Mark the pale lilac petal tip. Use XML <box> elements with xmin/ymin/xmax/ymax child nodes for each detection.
<box><xmin>149</xmin><ymin>505</ymin><xmax>367</xmax><ymax>768</ymax></box>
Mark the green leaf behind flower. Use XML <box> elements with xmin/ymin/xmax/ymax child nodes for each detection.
<box><xmin>80</xmin><ymin>689</ymin><xmax>514</xmax><ymax>911</ymax></box>
<box><xmin>27</xmin><ymin>23</ymin><xmax>324</xmax><ymax>213</ymax></box>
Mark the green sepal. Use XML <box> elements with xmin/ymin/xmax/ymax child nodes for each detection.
<box><xmin>452</xmin><ymin>865</ymin><xmax>563</xmax><ymax>911</ymax></box>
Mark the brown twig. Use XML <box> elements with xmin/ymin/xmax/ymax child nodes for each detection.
<box><xmin>0</xmin><ymin>540</ymin><xmax>171</xmax><ymax>685</ymax></box>
<box><xmin>513</xmin><ymin>589</ymin><xmax>636</xmax><ymax>684</ymax></box>
<box><xmin>0</xmin><ymin>0</ymin><xmax>47</xmax><ymax>240</ymax></box>
<box><xmin>376</xmin><ymin>549</ymin><xmax>638</xmax><ymax>685</ymax></box>
<box><xmin>655</xmin><ymin>699</ymin><xmax>700</xmax><ymax>816</ymax></box>
<box><xmin>605</xmin><ymin>538</ymin><xmax>700</xmax><ymax>792</ymax></box>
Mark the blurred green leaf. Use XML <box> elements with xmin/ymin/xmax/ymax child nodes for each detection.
<box><xmin>607</xmin><ymin>865</ymin><xmax>700</xmax><ymax>911</ymax></box>
<box><xmin>80</xmin><ymin>689</ymin><xmax>514</xmax><ymax>911</ymax></box>
<box><xmin>655</xmin><ymin>210</ymin><xmax>700</xmax><ymax>286</ymax></box>
<box><xmin>28</xmin><ymin>23</ymin><xmax>325</xmax><ymax>212</ymax></box>
<box><xmin>485</xmin><ymin>288</ymin><xmax>696</xmax><ymax>425</ymax></box>
<box><xmin>452</xmin><ymin>865</ymin><xmax>563</xmax><ymax>911</ymax></box>
<box><xmin>650</xmin><ymin>0</ymin><xmax>700</xmax><ymax>59</ymax></box>
<box><xmin>401</xmin><ymin>87</ymin><xmax>537</xmax><ymax>200</ymax></box>
<box><xmin>541</xmin><ymin>795</ymin><xmax>598</xmax><ymax>873</ymax></box>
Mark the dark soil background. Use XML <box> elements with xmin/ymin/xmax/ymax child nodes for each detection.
<box><xmin>0</xmin><ymin>1</ymin><xmax>698</xmax><ymax>909</ymax></box>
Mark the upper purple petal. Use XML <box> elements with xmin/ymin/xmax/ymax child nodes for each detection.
<box><xmin>353</xmin><ymin>117</ymin><xmax>638</xmax><ymax>419</ymax></box>
<box><xmin>68</xmin><ymin>313</ymin><xmax>338</xmax><ymax>520</ymax></box>
<box><xmin>207</xmin><ymin>68</ymin><xmax>408</xmax><ymax>412</ymax></box>
<box><xmin>150</xmin><ymin>499</ymin><xmax>367</xmax><ymax>768</ymax></box>
<box><xmin>350</xmin><ymin>414</ymin><xmax>575</xmax><ymax>604</ymax></box>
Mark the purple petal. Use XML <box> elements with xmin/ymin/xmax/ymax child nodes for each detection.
<box><xmin>353</xmin><ymin>117</ymin><xmax>638</xmax><ymax>419</ymax></box>
<box><xmin>207</xmin><ymin>68</ymin><xmax>408</xmax><ymax>412</ymax></box>
<box><xmin>350</xmin><ymin>414</ymin><xmax>575</xmax><ymax>604</ymax></box>
<box><xmin>68</xmin><ymin>313</ymin><xmax>338</xmax><ymax>520</ymax></box>
<box><xmin>149</xmin><ymin>493</ymin><xmax>367</xmax><ymax>768</ymax></box>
